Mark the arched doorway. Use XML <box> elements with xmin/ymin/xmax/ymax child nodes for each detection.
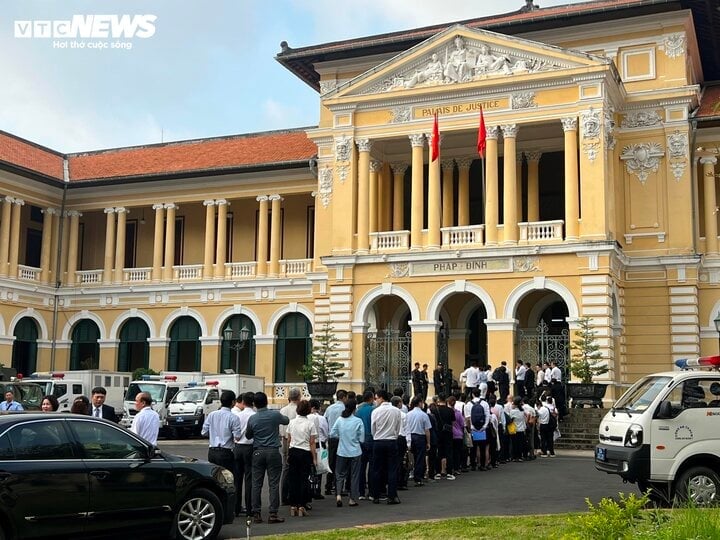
<box><xmin>168</xmin><ymin>316</ymin><xmax>201</xmax><ymax>372</ymax></box>
<box><xmin>364</xmin><ymin>296</ymin><xmax>412</xmax><ymax>394</ymax></box>
<box><xmin>516</xmin><ymin>292</ymin><xmax>570</xmax><ymax>379</ymax></box>
<box><xmin>12</xmin><ymin>317</ymin><xmax>38</xmax><ymax>376</ymax></box>
<box><xmin>118</xmin><ymin>318</ymin><xmax>150</xmax><ymax>372</ymax></box>
<box><xmin>221</xmin><ymin>315</ymin><xmax>256</xmax><ymax>375</ymax></box>
<box><xmin>274</xmin><ymin>313</ymin><xmax>311</xmax><ymax>383</ymax></box>
<box><xmin>70</xmin><ymin>320</ymin><xmax>100</xmax><ymax>370</ymax></box>
<box><xmin>467</xmin><ymin>304</ymin><xmax>489</xmax><ymax>366</ymax></box>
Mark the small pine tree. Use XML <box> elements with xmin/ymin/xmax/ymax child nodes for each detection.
<box><xmin>298</xmin><ymin>323</ymin><xmax>345</xmax><ymax>382</ymax></box>
<box><xmin>570</xmin><ymin>316</ymin><xmax>609</xmax><ymax>383</ymax></box>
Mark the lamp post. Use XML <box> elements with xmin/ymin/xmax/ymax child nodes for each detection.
<box><xmin>223</xmin><ymin>325</ymin><xmax>251</xmax><ymax>375</ymax></box>
<box><xmin>714</xmin><ymin>312</ymin><xmax>720</xmax><ymax>355</ymax></box>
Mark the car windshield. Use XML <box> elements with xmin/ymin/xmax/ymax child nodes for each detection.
<box><xmin>0</xmin><ymin>383</ymin><xmax>45</xmax><ymax>410</ymax></box>
<box><xmin>173</xmin><ymin>389</ymin><xmax>205</xmax><ymax>403</ymax></box>
<box><xmin>125</xmin><ymin>383</ymin><xmax>165</xmax><ymax>403</ymax></box>
<box><xmin>613</xmin><ymin>376</ymin><xmax>673</xmax><ymax>413</ymax></box>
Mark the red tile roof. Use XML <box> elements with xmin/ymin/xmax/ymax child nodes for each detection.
<box><xmin>697</xmin><ymin>85</ymin><xmax>720</xmax><ymax>119</ymax></box>
<box><xmin>67</xmin><ymin>129</ymin><xmax>317</xmax><ymax>182</ymax></box>
<box><xmin>0</xmin><ymin>131</ymin><xmax>65</xmax><ymax>180</ymax></box>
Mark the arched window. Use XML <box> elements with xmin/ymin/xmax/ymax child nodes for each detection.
<box><xmin>274</xmin><ymin>313</ymin><xmax>311</xmax><ymax>383</ymax></box>
<box><xmin>12</xmin><ymin>317</ymin><xmax>39</xmax><ymax>376</ymax></box>
<box><xmin>70</xmin><ymin>320</ymin><xmax>100</xmax><ymax>370</ymax></box>
<box><xmin>118</xmin><ymin>318</ymin><xmax>150</xmax><ymax>372</ymax></box>
<box><xmin>220</xmin><ymin>315</ymin><xmax>256</xmax><ymax>375</ymax></box>
<box><xmin>168</xmin><ymin>316</ymin><xmax>201</xmax><ymax>372</ymax></box>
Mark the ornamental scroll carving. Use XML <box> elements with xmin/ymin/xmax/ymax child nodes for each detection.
<box><xmin>667</xmin><ymin>130</ymin><xmax>688</xmax><ymax>181</ymax></box>
<box><xmin>362</xmin><ymin>35</ymin><xmax>567</xmax><ymax>94</ymax></box>
<box><xmin>581</xmin><ymin>108</ymin><xmax>601</xmax><ymax>162</ymax></box>
<box><xmin>319</xmin><ymin>80</ymin><xmax>337</xmax><ymax>95</ymax></box>
<box><xmin>318</xmin><ymin>167</ymin><xmax>333</xmax><ymax>208</ymax></box>
<box><xmin>390</xmin><ymin>106</ymin><xmax>412</xmax><ymax>123</ymax></box>
<box><xmin>334</xmin><ymin>135</ymin><xmax>352</xmax><ymax>183</ymax></box>
<box><xmin>511</xmin><ymin>92</ymin><xmax>536</xmax><ymax>109</ymax></box>
<box><xmin>513</xmin><ymin>257</ymin><xmax>540</xmax><ymax>272</ymax></box>
<box><xmin>621</xmin><ymin>110</ymin><xmax>661</xmax><ymax>129</ymax></box>
<box><xmin>388</xmin><ymin>263</ymin><xmax>410</xmax><ymax>278</ymax></box>
<box><xmin>620</xmin><ymin>143</ymin><xmax>664</xmax><ymax>185</ymax></box>
<box><xmin>663</xmin><ymin>33</ymin><xmax>685</xmax><ymax>59</ymax></box>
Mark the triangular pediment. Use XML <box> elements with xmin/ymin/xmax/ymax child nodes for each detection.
<box><xmin>327</xmin><ymin>25</ymin><xmax>610</xmax><ymax>99</ymax></box>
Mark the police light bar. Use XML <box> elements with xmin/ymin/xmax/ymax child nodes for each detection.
<box><xmin>205</xmin><ymin>380</ymin><xmax>219</xmax><ymax>386</ymax></box>
<box><xmin>186</xmin><ymin>381</ymin><xmax>198</xmax><ymax>387</ymax></box>
<box><xmin>164</xmin><ymin>375</ymin><xmax>177</xmax><ymax>381</ymax></box>
<box><xmin>675</xmin><ymin>355</ymin><xmax>720</xmax><ymax>369</ymax></box>
<box><xmin>51</xmin><ymin>372</ymin><xmax>65</xmax><ymax>379</ymax></box>
<box><xmin>141</xmin><ymin>375</ymin><xmax>161</xmax><ymax>381</ymax></box>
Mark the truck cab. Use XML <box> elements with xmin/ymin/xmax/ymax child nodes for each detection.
<box><xmin>121</xmin><ymin>375</ymin><xmax>183</xmax><ymax>429</ymax></box>
<box><xmin>25</xmin><ymin>373</ymin><xmax>85</xmax><ymax>412</ymax></box>
<box><xmin>595</xmin><ymin>356</ymin><xmax>720</xmax><ymax>505</ymax></box>
<box><xmin>166</xmin><ymin>381</ymin><xmax>222</xmax><ymax>437</ymax></box>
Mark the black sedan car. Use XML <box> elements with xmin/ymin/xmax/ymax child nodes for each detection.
<box><xmin>0</xmin><ymin>413</ymin><xmax>236</xmax><ymax>539</ymax></box>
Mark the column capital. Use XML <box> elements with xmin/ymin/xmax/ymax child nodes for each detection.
<box><xmin>501</xmin><ymin>124</ymin><xmax>518</xmax><ymax>138</ymax></box>
<box><xmin>114</xmin><ymin>207</ymin><xmax>128</xmax><ymax>214</ymax></box>
<box><xmin>164</xmin><ymin>203</ymin><xmax>177</xmax><ymax>210</ymax></box>
<box><xmin>525</xmin><ymin>151</ymin><xmax>542</xmax><ymax>163</ymax></box>
<box><xmin>152</xmin><ymin>203</ymin><xmax>165</xmax><ymax>211</ymax></box>
<box><xmin>67</xmin><ymin>210</ymin><xmax>82</xmax><ymax>218</ymax></box>
<box><xmin>441</xmin><ymin>159</ymin><xmax>455</xmax><ymax>171</ymax></box>
<box><xmin>408</xmin><ymin>133</ymin><xmax>425</xmax><ymax>147</ymax></box>
<box><xmin>700</xmin><ymin>156</ymin><xmax>718</xmax><ymax>166</ymax></box>
<box><xmin>12</xmin><ymin>198</ymin><xmax>24</xmax><ymax>206</ymax></box>
<box><xmin>215</xmin><ymin>199</ymin><xmax>229</xmax><ymax>206</ymax></box>
<box><xmin>455</xmin><ymin>157</ymin><xmax>473</xmax><ymax>170</ymax></box>
<box><xmin>269</xmin><ymin>194</ymin><xmax>283</xmax><ymax>202</ymax></box>
<box><xmin>356</xmin><ymin>139</ymin><xmax>372</xmax><ymax>152</ymax></box>
<box><xmin>516</xmin><ymin>152</ymin><xmax>524</xmax><ymax>163</ymax></box>
<box><xmin>561</xmin><ymin>117</ymin><xmax>578</xmax><ymax>131</ymax></box>
<box><xmin>369</xmin><ymin>159</ymin><xmax>382</xmax><ymax>173</ymax></box>
<box><xmin>425</xmin><ymin>133</ymin><xmax>443</xmax><ymax>147</ymax></box>
<box><xmin>486</xmin><ymin>126</ymin><xmax>500</xmax><ymax>140</ymax></box>
<box><xmin>390</xmin><ymin>162</ymin><xmax>408</xmax><ymax>175</ymax></box>
<box><xmin>43</xmin><ymin>207</ymin><xmax>59</xmax><ymax>216</ymax></box>
<box><xmin>256</xmin><ymin>195</ymin><xmax>269</xmax><ymax>203</ymax></box>
<box><xmin>104</xmin><ymin>207</ymin><xmax>116</xmax><ymax>214</ymax></box>
<box><xmin>203</xmin><ymin>199</ymin><xmax>216</xmax><ymax>207</ymax></box>
<box><xmin>3</xmin><ymin>196</ymin><xmax>14</xmax><ymax>204</ymax></box>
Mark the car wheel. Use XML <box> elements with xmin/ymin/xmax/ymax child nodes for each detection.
<box><xmin>173</xmin><ymin>488</ymin><xmax>223</xmax><ymax>540</ymax></box>
<box><xmin>675</xmin><ymin>466</ymin><xmax>720</xmax><ymax>506</ymax></box>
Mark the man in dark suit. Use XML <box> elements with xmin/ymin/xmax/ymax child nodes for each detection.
<box><xmin>91</xmin><ymin>386</ymin><xmax>117</xmax><ymax>422</ymax></box>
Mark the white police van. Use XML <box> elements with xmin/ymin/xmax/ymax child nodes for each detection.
<box><xmin>166</xmin><ymin>381</ymin><xmax>222</xmax><ymax>437</ymax></box>
<box><xmin>595</xmin><ymin>355</ymin><xmax>720</xmax><ymax>504</ymax></box>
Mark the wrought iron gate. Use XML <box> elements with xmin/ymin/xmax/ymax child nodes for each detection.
<box><xmin>365</xmin><ymin>325</ymin><xmax>412</xmax><ymax>394</ymax></box>
<box><xmin>517</xmin><ymin>320</ymin><xmax>569</xmax><ymax>379</ymax></box>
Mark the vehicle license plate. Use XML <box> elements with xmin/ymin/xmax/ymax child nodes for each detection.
<box><xmin>595</xmin><ymin>447</ymin><xmax>606</xmax><ymax>461</ymax></box>
<box><xmin>176</xmin><ymin>417</ymin><xmax>184</xmax><ymax>423</ymax></box>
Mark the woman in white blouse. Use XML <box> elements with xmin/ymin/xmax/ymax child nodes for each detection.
<box><xmin>287</xmin><ymin>400</ymin><xmax>317</xmax><ymax>516</ymax></box>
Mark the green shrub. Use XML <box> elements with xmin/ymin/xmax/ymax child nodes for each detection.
<box><xmin>132</xmin><ymin>367</ymin><xmax>159</xmax><ymax>381</ymax></box>
<box><xmin>564</xmin><ymin>492</ymin><xmax>650</xmax><ymax>540</ymax></box>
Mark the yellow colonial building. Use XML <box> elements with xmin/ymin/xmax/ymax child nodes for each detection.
<box><xmin>1</xmin><ymin>0</ymin><xmax>719</xmax><ymax>400</ymax></box>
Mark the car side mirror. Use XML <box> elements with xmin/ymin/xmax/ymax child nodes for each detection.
<box><xmin>656</xmin><ymin>400</ymin><xmax>672</xmax><ymax>419</ymax></box>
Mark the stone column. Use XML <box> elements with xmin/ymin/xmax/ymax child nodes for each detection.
<box><xmin>113</xmin><ymin>207</ymin><xmax>127</xmax><ymax>284</ymax></box>
<box><xmin>162</xmin><ymin>203</ymin><xmax>177</xmax><ymax>281</ymax></box>
<box><xmin>0</xmin><ymin>197</ymin><xmax>12</xmax><ymax>277</ymax></box>
<box><xmin>49</xmin><ymin>209</ymin><xmax>61</xmax><ymax>283</ymax></box>
<box><xmin>356</xmin><ymin>139</ymin><xmax>371</xmax><ymax>252</ymax></box>
<box><xmin>391</xmin><ymin>163</ymin><xmax>407</xmax><ymax>231</ymax></box>
<box><xmin>381</xmin><ymin>165</ymin><xmax>392</xmax><ymax>231</ymax></box>
<box><xmin>269</xmin><ymin>194</ymin><xmax>283</xmax><ymax>277</ymax></box>
<box><xmin>562</xmin><ymin>117</ymin><xmax>580</xmax><ymax>241</ymax></box>
<box><xmin>214</xmin><ymin>199</ymin><xmax>228</xmax><ymax>279</ymax></box>
<box><xmin>202</xmin><ymin>200</ymin><xmax>216</xmax><ymax>279</ymax></box>
<box><xmin>442</xmin><ymin>159</ymin><xmax>455</xmax><ymax>228</ymax></box>
<box><xmin>484</xmin><ymin>127</ymin><xmax>500</xmax><ymax>245</ymax></box>
<box><xmin>66</xmin><ymin>211</ymin><xmax>81</xmax><ymax>285</ymax></box>
<box><xmin>8</xmin><ymin>198</ymin><xmax>24</xmax><ymax>279</ymax></box>
<box><xmin>151</xmin><ymin>204</ymin><xmax>165</xmax><ymax>282</ymax></box>
<box><xmin>703</xmin><ymin>156</ymin><xmax>719</xmax><ymax>255</ymax></box>
<box><xmin>501</xmin><ymin>124</ymin><xmax>518</xmax><ymax>244</ymax></box>
<box><xmin>526</xmin><ymin>151</ymin><xmax>542</xmax><ymax>222</ymax></box>
<box><xmin>427</xmin><ymin>133</ymin><xmax>441</xmax><ymax>249</ymax></box>
<box><xmin>39</xmin><ymin>207</ymin><xmax>55</xmax><ymax>283</ymax></box>
<box><xmin>59</xmin><ymin>211</ymin><xmax>69</xmax><ymax>281</ymax></box>
<box><xmin>409</xmin><ymin>134</ymin><xmax>425</xmax><ymax>249</ymax></box>
<box><xmin>256</xmin><ymin>195</ymin><xmax>269</xmax><ymax>277</ymax></box>
<box><xmin>369</xmin><ymin>160</ymin><xmax>381</xmax><ymax>234</ymax></box>
<box><xmin>456</xmin><ymin>158</ymin><xmax>471</xmax><ymax>227</ymax></box>
<box><xmin>103</xmin><ymin>207</ymin><xmax>116</xmax><ymax>284</ymax></box>
<box><xmin>516</xmin><ymin>152</ymin><xmax>524</xmax><ymax>226</ymax></box>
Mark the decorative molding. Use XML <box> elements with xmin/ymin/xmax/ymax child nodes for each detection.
<box><xmin>583</xmin><ymin>142</ymin><xmax>600</xmax><ymax>162</ymax></box>
<box><xmin>486</xmin><ymin>126</ymin><xmax>500</xmax><ymax>140</ymax></box>
<box><xmin>513</xmin><ymin>257</ymin><xmax>540</xmax><ymax>272</ymax></box>
<box><xmin>624</xmin><ymin>231</ymin><xmax>666</xmax><ymax>244</ymax></box>
<box><xmin>408</xmin><ymin>133</ymin><xmax>425</xmax><ymax>147</ymax></box>
<box><xmin>663</xmin><ymin>33</ymin><xmax>685</xmax><ymax>59</ymax></box>
<box><xmin>455</xmin><ymin>157</ymin><xmax>473</xmax><ymax>169</ymax></box>
<box><xmin>525</xmin><ymin>151</ymin><xmax>542</xmax><ymax>162</ymax></box>
<box><xmin>369</xmin><ymin>159</ymin><xmax>382</xmax><ymax>173</ymax></box>
<box><xmin>441</xmin><ymin>159</ymin><xmax>455</xmax><ymax>171</ymax></box>
<box><xmin>581</xmin><ymin>108</ymin><xmax>601</xmax><ymax>139</ymax></box>
<box><xmin>388</xmin><ymin>263</ymin><xmax>410</xmax><ymax>278</ymax></box>
<box><xmin>501</xmin><ymin>124</ymin><xmax>518</xmax><ymax>138</ymax></box>
<box><xmin>389</xmin><ymin>106</ymin><xmax>412</xmax><ymax>123</ymax></box>
<box><xmin>318</xmin><ymin>167</ymin><xmax>333</xmax><ymax>208</ymax></box>
<box><xmin>561</xmin><ymin>117</ymin><xmax>577</xmax><ymax>131</ymax></box>
<box><xmin>667</xmin><ymin>130</ymin><xmax>688</xmax><ymax>181</ymax></box>
<box><xmin>620</xmin><ymin>143</ymin><xmax>664</xmax><ymax>185</ymax></box>
<box><xmin>334</xmin><ymin>135</ymin><xmax>352</xmax><ymax>162</ymax></box>
<box><xmin>604</xmin><ymin>102</ymin><xmax>616</xmax><ymax>151</ymax></box>
<box><xmin>319</xmin><ymin>80</ymin><xmax>337</xmax><ymax>95</ymax></box>
<box><xmin>356</xmin><ymin>138</ymin><xmax>372</xmax><ymax>153</ymax></box>
<box><xmin>621</xmin><ymin>110</ymin><xmax>661</xmax><ymax>129</ymax></box>
<box><xmin>511</xmin><ymin>91</ymin><xmax>536</xmax><ymax>109</ymax></box>
<box><xmin>390</xmin><ymin>162</ymin><xmax>408</xmax><ymax>175</ymax></box>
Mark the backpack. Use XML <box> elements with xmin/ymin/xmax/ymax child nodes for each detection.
<box><xmin>546</xmin><ymin>406</ymin><xmax>558</xmax><ymax>430</ymax></box>
<box><xmin>470</xmin><ymin>400</ymin><xmax>486</xmax><ymax>430</ymax></box>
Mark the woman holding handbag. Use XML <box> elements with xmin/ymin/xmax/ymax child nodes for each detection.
<box><xmin>286</xmin><ymin>400</ymin><xmax>317</xmax><ymax>517</ymax></box>
<box><xmin>329</xmin><ymin>399</ymin><xmax>364</xmax><ymax>507</ymax></box>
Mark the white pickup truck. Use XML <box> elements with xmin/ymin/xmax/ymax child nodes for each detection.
<box><xmin>595</xmin><ymin>355</ymin><xmax>720</xmax><ymax>505</ymax></box>
<box><xmin>166</xmin><ymin>382</ymin><xmax>222</xmax><ymax>437</ymax></box>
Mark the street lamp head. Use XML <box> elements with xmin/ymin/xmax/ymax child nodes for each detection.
<box><xmin>223</xmin><ymin>327</ymin><xmax>233</xmax><ymax>342</ymax></box>
<box><xmin>240</xmin><ymin>325</ymin><xmax>251</xmax><ymax>342</ymax></box>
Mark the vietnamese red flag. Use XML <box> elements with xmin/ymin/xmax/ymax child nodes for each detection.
<box><xmin>477</xmin><ymin>107</ymin><xmax>487</xmax><ymax>158</ymax></box>
<box><xmin>431</xmin><ymin>113</ymin><xmax>439</xmax><ymax>162</ymax></box>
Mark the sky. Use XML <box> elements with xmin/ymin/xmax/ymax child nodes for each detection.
<box><xmin>2</xmin><ymin>0</ymin><xmax>586</xmax><ymax>153</ymax></box>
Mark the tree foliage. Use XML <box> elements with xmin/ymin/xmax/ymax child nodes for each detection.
<box><xmin>570</xmin><ymin>316</ymin><xmax>608</xmax><ymax>384</ymax></box>
<box><xmin>298</xmin><ymin>322</ymin><xmax>345</xmax><ymax>382</ymax></box>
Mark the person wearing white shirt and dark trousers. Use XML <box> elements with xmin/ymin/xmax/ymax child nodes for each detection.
<box><xmin>370</xmin><ymin>390</ymin><xmax>402</xmax><ymax>505</ymax></box>
<box><xmin>202</xmin><ymin>390</ymin><xmax>243</xmax><ymax>474</ymax></box>
<box><xmin>405</xmin><ymin>396</ymin><xmax>431</xmax><ymax>487</ymax></box>
<box><xmin>130</xmin><ymin>392</ymin><xmax>160</xmax><ymax>445</ymax></box>
<box><xmin>232</xmin><ymin>391</ymin><xmax>256</xmax><ymax>517</ymax></box>
<box><xmin>515</xmin><ymin>360</ymin><xmax>527</xmax><ymax>398</ymax></box>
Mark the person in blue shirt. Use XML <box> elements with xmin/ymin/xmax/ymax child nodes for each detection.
<box><xmin>1</xmin><ymin>390</ymin><xmax>23</xmax><ymax>412</ymax></box>
<box><xmin>329</xmin><ymin>399</ymin><xmax>364</xmax><ymax>507</ymax></box>
<box><xmin>323</xmin><ymin>389</ymin><xmax>348</xmax><ymax>495</ymax></box>
<box><xmin>354</xmin><ymin>390</ymin><xmax>375</xmax><ymax>498</ymax></box>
